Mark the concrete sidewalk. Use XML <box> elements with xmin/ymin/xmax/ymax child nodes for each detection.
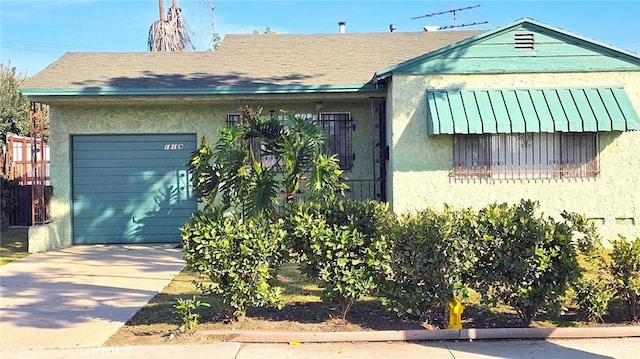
<box><xmin>0</xmin><ymin>244</ymin><xmax>185</xmax><ymax>350</ymax></box>
<box><xmin>1</xmin><ymin>244</ymin><xmax>638</xmax><ymax>358</ymax></box>
<box><xmin>3</xmin><ymin>338</ymin><xmax>639</xmax><ymax>358</ymax></box>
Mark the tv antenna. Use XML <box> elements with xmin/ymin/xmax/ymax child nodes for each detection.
<box><xmin>411</xmin><ymin>5</ymin><xmax>488</xmax><ymax>30</ymax></box>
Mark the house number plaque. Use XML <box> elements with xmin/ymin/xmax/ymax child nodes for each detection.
<box><xmin>164</xmin><ymin>144</ymin><xmax>184</xmax><ymax>150</ymax></box>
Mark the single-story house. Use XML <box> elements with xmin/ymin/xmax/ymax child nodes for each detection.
<box><xmin>22</xmin><ymin>18</ymin><xmax>640</xmax><ymax>252</ymax></box>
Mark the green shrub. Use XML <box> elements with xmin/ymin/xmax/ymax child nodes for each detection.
<box><xmin>471</xmin><ymin>200</ymin><xmax>598</xmax><ymax>326</ymax></box>
<box><xmin>574</xmin><ymin>276</ymin><xmax>613</xmax><ymax>323</ymax></box>
<box><xmin>173</xmin><ymin>296</ymin><xmax>211</xmax><ymax>333</ymax></box>
<box><xmin>1</xmin><ymin>176</ymin><xmax>19</xmax><ymax>223</ymax></box>
<box><xmin>286</xmin><ymin>199</ymin><xmax>394</xmax><ymax>319</ymax></box>
<box><xmin>186</xmin><ymin>107</ymin><xmax>346</xmax><ymax>218</ymax></box>
<box><xmin>379</xmin><ymin>207</ymin><xmax>476</xmax><ymax>325</ymax></box>
<box><xmin>181</xmin><ymin>210</ymin><xmax>288</xmax><ymax>321</ymax></box>
<box><xmin>609</xmin><ymin>236</ymin><xmax>640</xmax><ymax>320</ymax></box>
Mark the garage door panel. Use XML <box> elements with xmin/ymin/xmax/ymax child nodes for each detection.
<box><xmin>73</xmin><ymin>158</ymin><xmax>187</xmax><ymax>168</ymax></box>
<box><xmin>72</xmin><ymin>196</ymin><xmax>195</xmax><ymax>210</ymax></box>
<box><xmin>73</xmin><ymin>168</ymin><xmax>172</xmax><ymax>178</ymax></box>
<box><xmin>73</xmin><ymin>218</ymin><xmax>189</xmax><ymax>235</ymax></box>
<box><xmin>74</xmin><ymin>233</ymin><xmax>183</xmax><ymax>244</ymax></box>
<box><xmin>72</xmin><ymin>173</ymin><xmax>186</xmax><ymax>186</ymax></box>
<box><xmin>74</xmin><ymin>231</ymin><xmax>180</xmax><ymax>244</ymax></box>
<box><xmin>73</xmin><ymin>172</ymin><xmax>189</xmax><ymax>187</ymax></box>
<box><xmin>72</xmin><ymin>134</ymin><xmax>197</xmax><ymax>244</ymax></box>
<box><xmin>73</xmin><ymin>207</ymin><xmax>195</xmax><ymax>220</ymax></box>
<box><xmin>72</xmin><ymin>218</ymin><xmax>183</xmax><ymax>242</ymax></box>
<box><xmin>73</xmin><ymin>149</ymin><xmax>193</xmax><ymax>161</ymax></box>
<box><xmin>73</xmin><ymin>223</ymin><xmax>185</xmax><ymax>235</ymax></box>
<box><xmin>73</xmin><ymin>183</ymin><xmax>189</xmax><ymax>197</ymax></box>
<box><xmin>73</xmin><ymin>141</ymin><xmax>197</xmax><ymax>152</ymax></box>
<box><xmin>73</xmin><ymin>133</ymin><xmax>196</xmax><ymax>143</ymax></box>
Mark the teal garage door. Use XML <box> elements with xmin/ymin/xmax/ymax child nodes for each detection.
<box><xmin>72</xmin><ymin>134</ymin><xmax>197</xmax><ymax>244</ymax></box>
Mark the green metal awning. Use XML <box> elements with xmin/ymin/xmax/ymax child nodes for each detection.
<box><xmin>426</xmin><ymin>87</ymin><xmax>640</xmax><ymax>135</ymax></box>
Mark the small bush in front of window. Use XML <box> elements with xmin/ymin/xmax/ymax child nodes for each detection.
<box><xmin>379</xmin><ymin>206</ymin><xmax>477</xmax><ymax>325</ymax></box>
<box><xmin>608</xmin><ymin>236</ymin><xmax>640</xmax><ymax>321</ymax></box>
<box><xmin>469</xmin><ymin>200</ymin><xmax>599</xmax><ymax>326</ymax></box>
<box><xmin>574</xmin><ymin>275</ymin><xmax>614</xmax><ymax>323</ymax></box>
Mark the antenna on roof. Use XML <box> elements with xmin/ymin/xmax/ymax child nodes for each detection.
<box><xmin>411</xmin><ymin>5</ymin><xmax>488</xmax><ymax>30</ymax></box>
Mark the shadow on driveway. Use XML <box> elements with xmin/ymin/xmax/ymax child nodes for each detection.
<box><xmin>0</xmin><ymin>244</ymin><xmax>185</xmax><ymax>350</ymax></box>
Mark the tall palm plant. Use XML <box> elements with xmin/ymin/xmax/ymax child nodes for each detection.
<box><xmin>189</xmin><ymin>106</ymin><xmax>347</xmax><ymax>219</ymax></box>
<box><xmin>148</xmin><ymin>0</ymin><xmax>194</xmax><ymax>51</ymax></box>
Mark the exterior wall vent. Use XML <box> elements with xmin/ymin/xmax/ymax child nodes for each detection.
<box><xmin>514</xmin><ymin>33</ymin><xmax>535</xmax><ymax>49</ymax></box>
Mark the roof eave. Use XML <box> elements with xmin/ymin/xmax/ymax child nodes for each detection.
<box><xmin>21</xmin><ymin>83</ymin><xmax>381</xmax><ymax>97</ymax></box>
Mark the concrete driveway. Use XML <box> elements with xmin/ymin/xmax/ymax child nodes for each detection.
<box><xmin>0</xmin><ymin>244</ymin><xmax>185</xmax><ymax>350</ymax></box>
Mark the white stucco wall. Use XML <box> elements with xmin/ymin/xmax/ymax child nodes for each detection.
<box><xmin>388</xmin><ymin>72</ymin><xmax>640</xmax><ymax>242</ymax></box>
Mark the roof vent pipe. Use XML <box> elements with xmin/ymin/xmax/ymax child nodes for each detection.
<box><xmin>338</xmin><ymin>21</ymin><xmax>346</xmax><ymax>34</ymax></box>
<box><xmin>389</xmin><ymin>24</ymin><xmax>396</xmax><ymax>32</ymax></box>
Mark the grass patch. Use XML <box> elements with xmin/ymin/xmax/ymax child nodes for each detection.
<box><xmin>0</xmin><ymin>226</ymin><xmax>29</xmax><ymax>265</ymax></box>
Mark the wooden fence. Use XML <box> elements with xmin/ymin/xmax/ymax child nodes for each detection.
<box><xmin>1</xmin><ymin>134</ymin><xmax>51</xmax><ymax>226</ymax></box>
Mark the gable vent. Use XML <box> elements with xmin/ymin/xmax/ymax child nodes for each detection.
<box><xmin>514</xmin><ymin>33</ymin><xmax>535</xmax><ymax>49</ymax></box>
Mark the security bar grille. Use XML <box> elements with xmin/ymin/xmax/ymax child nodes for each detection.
<box><xmin>452</xmin><ymin>132</ymin><xmax>599</xmax><ymax>179</ymax></box>
<box><xmin>227</xmin><ymin>112</ymin><xmax>354</xmax><ymax>170</ymax></box>
<box><xmin>318</xmin><ymin>113</ymin><xmax>354</xmax><ymax>170</ymax></box>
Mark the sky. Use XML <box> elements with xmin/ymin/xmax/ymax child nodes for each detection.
<box><xmin>1</xmin><ymin>0</ymin><xmax>639</xmax><ymax>77</ymax></box>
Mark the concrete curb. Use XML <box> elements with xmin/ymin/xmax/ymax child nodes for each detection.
<box><xmin>199</xmin><ymin>326</ymin><xmax>640</xmax><ymax>343</ymax></box>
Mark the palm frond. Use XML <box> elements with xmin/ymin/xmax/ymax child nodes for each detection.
<box><xmin>308</xmin><ymin>153</ymin><xmax>348</xmax><ymax>201</ymax></box>
<box><xmin>148</xmin><ymin>1</ymin><xmax>194</xmax><ymax>51</ymax></box>
<box><xmin>168</xmin><ymin>5</ymin><xmax>195</xmax><ymax>51</ymax></box>
<box><xmin>246</xmin><ymin>171</ymin><xmax>280</xmax><ymax>218</ymax></box>
<box><xmin>187</xmin><ymin>138</ymin><xmax>220</xmax><ymax>207</ymax></box>
<box><xmin>148</xmin><ymin>20</ymin><xmax>182</xmax><ymax>51</ymax></box>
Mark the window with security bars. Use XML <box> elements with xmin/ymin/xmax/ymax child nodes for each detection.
<box><xmin>227</xmin><ymin>112</ymin><xmax>354</xmax><ymax>170</ymax></box>
<box><xmin>452</xmin><ymin>132</ymin><xmax>598</xmax><ymax>179</ymax></box>
<box><xmin>318</xmin><ymin>113</ymin><xmax>354</xmax><ymax>170</ymax></box>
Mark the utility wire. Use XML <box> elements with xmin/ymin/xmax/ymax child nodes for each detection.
<box><xmin>2</xmin><ymin>39</ymin><xmax>116</xmax><ymax>52</ymax></box>
<box><xmin>0</xmin><ymin>45</ymin><xmax>69</xmax><ymax>54</ymax></box>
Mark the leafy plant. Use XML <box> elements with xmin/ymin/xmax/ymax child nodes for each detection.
<box><xmin>574</xmin><ymin>276</ymin><xmax>613</xmax><ymax>323</ymax></box>
<box><xmin>173</xmin><ymin>295</ymin><xmax>211</xmax><ymax>333</ymax></box>
<box><xmin>187</xmin><ymin>106</ymin><xmax>347</xmax><ymax>219</ymax></box>
<box><xmin>286</xmin><ymin>198</ymin><xmax>394</xmax><ymax>319</ymax></box>
<box><xmin>470</xmin><ymin>200</ymin><xmax>598</xmax><ymax>326</ymax></box>
<box><xmin>1</xmin><ymin>175</ymin><xmax>19</xmax><ymax>219</ymax></box>
<box><xmin>571</xmin><ymin>246</ymin><xmax>614</xmax><ymax>323</ymax></box>
<box><xmin>182</xmin><ymin>106</ymin><xmax>349</xmax><ymax>322</ymax></box>
<box><xmin>609</xmin><ymin>236</ymin><xmax>640</xmax><ymax>320</ymax></box>
<box><xmin>0</xmin><ymin>62</ymin><xmax>49</xmax><ymax>145</ymax></box>
<box><xmin>181</xmin><ymin>209</ymin><xmax>288</xmax><ymax>321</ymax></box>
<box><xmin>1</xmin><ymin>62</ymin><xmax>30</xmax><ymax>143</ymax></box>
<box><xmin>379</xmin><ymin>207</ymin><xmax>476</xmax><ymax>325</ymax></box>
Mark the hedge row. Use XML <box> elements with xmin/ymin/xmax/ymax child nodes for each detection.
<box><xmin>182</xmin><ymin>198</ymin><xmax>639</xmax><ymax>326</ymax></box>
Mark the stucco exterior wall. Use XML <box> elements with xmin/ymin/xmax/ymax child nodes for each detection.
<box><xmin>34</xmin><ymin>96</ymin><xmax>380</xmax><ymax>251</ymax></box>
<box><xmin>389</xmin><ymin>72</ymin><xmax>640</xmax><ymax>242</ymax></box>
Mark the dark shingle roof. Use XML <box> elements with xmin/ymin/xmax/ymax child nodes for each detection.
<box><xmin>23</xmin><ymin>31</ymin><xmax>481</xmax><ymax>92</ymax></box>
